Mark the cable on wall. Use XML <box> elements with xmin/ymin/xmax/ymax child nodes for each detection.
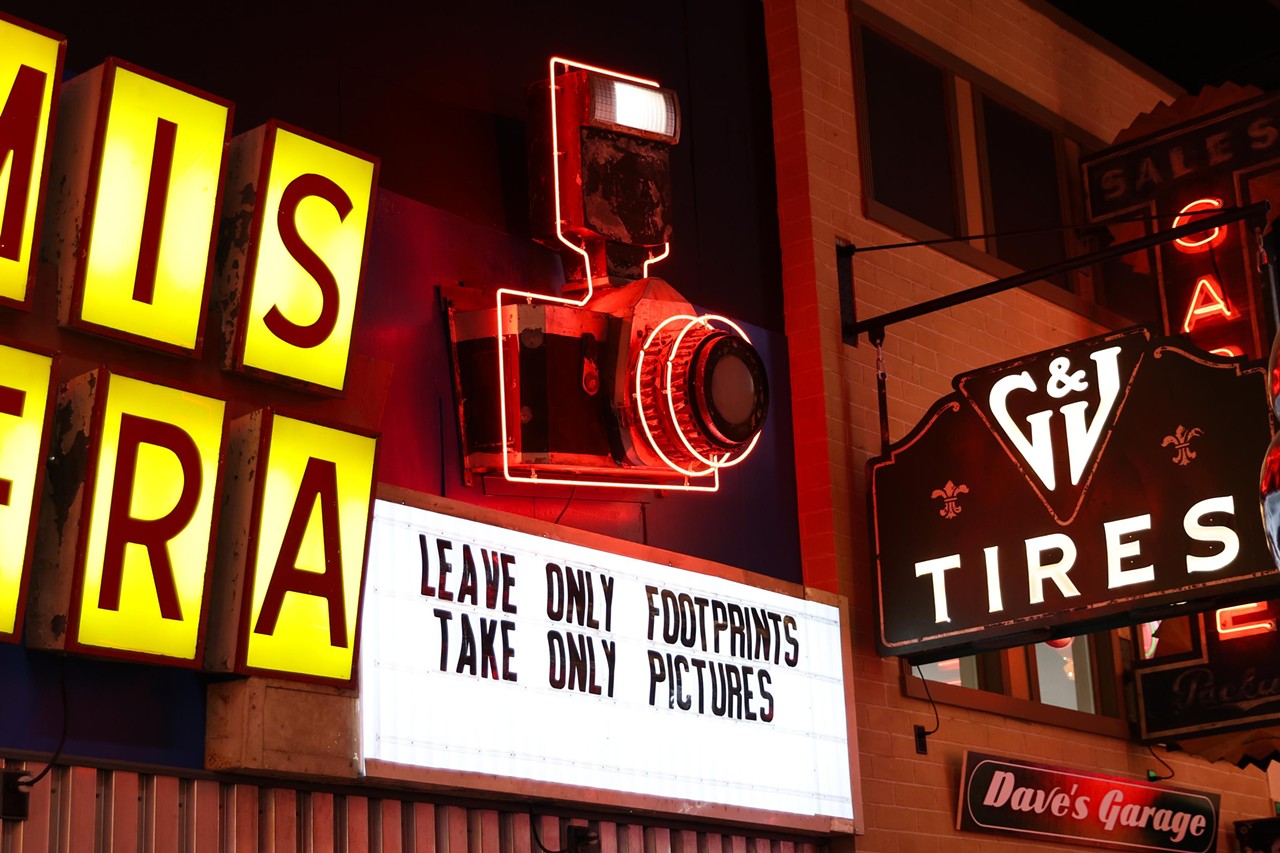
<box><xmin>912</xmin><ymin>664</ymin><xmax>942</xmax><ymax>755</ymax></box>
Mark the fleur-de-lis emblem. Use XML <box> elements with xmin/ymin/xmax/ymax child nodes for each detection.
<box><xmin>1162</xmin><ymin>425</ymin><xmax>1203</xmax><ymax>466</ymax></box>
<box><xmin>931</xmin><ymin>480</ymin><xmax>969</xmax><ymax>519</ymax></box>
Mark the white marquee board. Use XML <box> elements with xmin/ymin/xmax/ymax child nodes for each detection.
<box><xmin>358</xmin><ymin>499</ymin><xmax>853</xmax><ymax>820</ymax></box>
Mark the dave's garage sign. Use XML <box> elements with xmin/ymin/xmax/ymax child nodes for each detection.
<box><xmin>959</xmin><ymin>752</ymin><xmax>1219</xmax><ymax>852</ymax></box>
<box><xmin>871</xmin><ymin>327</ymin><xmax>1276</xmax><ymax>661</ymax></box>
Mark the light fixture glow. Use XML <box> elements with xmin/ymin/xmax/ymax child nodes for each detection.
<box><xmin>613</xmin><ymin>80</ymin><xmax>675</xmax><ymax>136</ymax></box>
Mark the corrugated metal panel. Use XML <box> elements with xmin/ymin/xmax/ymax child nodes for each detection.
<box><xmin>0</xmin><ymin>759</ymin><xmax>835</xmax><ymax>853</ymax></box>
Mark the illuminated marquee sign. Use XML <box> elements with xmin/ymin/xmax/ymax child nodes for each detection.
<box><xmin>1082</xmin><ymin>92</ymin><xmax>1280</xmax><ymax>359</ymax></box>
<box><xmin>360</xmin><ymin>498</ymin><xmax>853</xmax><ymax>823</ymax></box>
<box><xmin>871</xmin><ymin>328</ymin><xmax>1276</xmax><ymax>662</ymax></box>
<box><xmin>0</xmin><ymin>13</ymin><xmax>380</xmax><ymax>682</ymax></box>
<box><xmin>958</xmin><ymin>751</ymin><xmax>1219</xmax><ymax>852</ymax></box>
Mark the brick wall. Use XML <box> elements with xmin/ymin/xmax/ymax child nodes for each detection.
<box><xmin>762</xmin><ymin>0</ymin><xmax>1275</xmax><ymax>848</ymax></box>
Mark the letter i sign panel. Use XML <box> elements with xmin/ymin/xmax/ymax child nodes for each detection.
<box><xmin>43</xmin><ymin>58</ymin><xmax>233</xmax><ymax>355</ymax></box>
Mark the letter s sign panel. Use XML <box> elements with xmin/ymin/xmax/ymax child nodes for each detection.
<box><xmin>215</xmin><ymin>122</ymin><xmax>378</xmax><ymax>392</ymax></box>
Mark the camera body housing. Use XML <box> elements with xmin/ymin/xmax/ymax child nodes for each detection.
<box><xmin>445</xmin><ymin>61</ymin><xmax>768</xmax><ymax>490</ymax></box>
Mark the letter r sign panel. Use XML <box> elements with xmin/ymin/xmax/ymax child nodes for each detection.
<box><xmin>870</xmin><ymin>328</ymin><xmax>1277</xmax><ymax>662</ymax></box>
<box><xmin>26</xmin><ymin>369</ymin><xmax>227</xmax><ymax>664</ymax></box>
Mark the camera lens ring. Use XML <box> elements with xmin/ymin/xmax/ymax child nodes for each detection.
<box><xmin>633</xmin><ymin>314</ymin><xmax>769</xmax><ymax>474</ymax></box>
<box><xmin>688</xmin><ymin>332</ymin><xmax>769</xmax><ymax>448</ymax></box>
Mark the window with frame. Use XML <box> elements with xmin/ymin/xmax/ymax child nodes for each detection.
<box><xmin>850</xmin><ymin>15</ymin><xmax>1137</xmax><ymax>324</ymax></box>
<box><xmin>851</xmin><ymin>11</ymin><xmax>1157</xmax><ymax>731</ymax></box>
<box><xmin>908</xmin><ymin>630</ymin><xmax>1129</xmax><ymax>735</ymax></box>
<box><xmin>855</xmin><ymin>26</ymin><xmax>961</xmax><ymax>239</ymax></box>
<box><xmin>976</xmin><ymin>93</ymin><xmax>1071</xmax><ymax>290</ymax></box>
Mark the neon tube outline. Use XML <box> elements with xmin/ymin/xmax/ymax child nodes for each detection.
<box><xmin>1172</xmin><ymin>198</ymin><xmax>1226</xmax><ymax>250</ymax></box>
<box><xmin>492</xmin><ymin>58</ymin><xmax>719</xmax><ymax>491</ymax></box>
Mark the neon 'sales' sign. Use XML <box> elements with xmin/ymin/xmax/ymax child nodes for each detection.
<box><xmin>871</xmin><ymin>328</ymin><xmax>1275</xmax><ymax>661</ymax></box>
<box><xmin>0</xmin><ymin>14</ymin><xmax>378</xmax><ymax>683</ymax></box>
<box><xmin>1082</xmin><ymin>92</ymin><xmax>1280</xmax><ymax>360</ymax></box>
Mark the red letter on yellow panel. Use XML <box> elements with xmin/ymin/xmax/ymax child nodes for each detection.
<box><xmin>0</xmin><ymin>343</ymin><xmax>53</xmax><ymax>638</ymax></box>
<box><xmin>0</xmin><ymin>14</ymin><xmax>63</xmax><ymax>309</ymax></box>
<box><xmin>217</xmin><ymin>123</ymin><xmax>377</xmax><ymax>391</ymax></box>
<box><xmin>45</xmin><ymin>60</ymin><xmax>230</xmax><ymax>354</ymax></box>
<box><xmin>72</xmin><ymin>373</ymin><xmax>226</xmax><ymax>663</ymax></box>
<box><xmin>243</xmin><ymin>414</ymin><xmax>376</xmax><ymax>682</ymax></box>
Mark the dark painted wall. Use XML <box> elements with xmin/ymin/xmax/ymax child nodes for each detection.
<box><xmin>0</xmin><ymin>1</ymin><xmax>799</xmax><ymax>768</ymax></box>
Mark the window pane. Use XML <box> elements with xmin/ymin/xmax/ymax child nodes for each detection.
<box><xmin>1095</xmin><ymin>219</ymin><xmax>1162</xmax><ymax>324</ymax></box>
<box><xmin>917</xmin><ymin>657</ymin><xmax>979</xmax><ymax>688</ymax></box>
<box><xmin>981</xmin><ymin>95</ymin><xmax>1068</xmax><ymax>288</ymax></box>
<box><xmin>859</xmin><ymin>28</ymin><xmax>959</xmax><ymax>236</ymax></box>
<box><xmin>1035</xmin><ymin>639</ymin><xmax>1095</xmax><ymax>713</ymax></box>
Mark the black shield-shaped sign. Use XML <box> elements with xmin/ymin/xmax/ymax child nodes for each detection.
<box><xmin>871</xmin><ymin>328</ymin><xmax>1278</xmax><ymax>662</ymax></box>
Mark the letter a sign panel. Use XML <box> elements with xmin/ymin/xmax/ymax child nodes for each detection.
<box><xmin>871</xmin><ymin>328</ymin><xmax>1277</xmax><ymax>662</ymax></box>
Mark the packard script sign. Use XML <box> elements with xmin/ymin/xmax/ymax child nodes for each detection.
<box><xmin>959</xmin><ymin>752</ymin><xmax>1219</xmax><ymax>852</ymax></box>
<box><xmin>359</xmin><ymin>499</ymin><xmax>853</xmax><ymax>822</ymax></box>
<box><xmin>1135</xmin><ymin>601</ymin><xmax>1280</xmax><ymax>742</ymax></box>
<box><xmin>872</xmin><ymin>328</ymin><xmax>1276</xmax><ymax>661</ymax></box>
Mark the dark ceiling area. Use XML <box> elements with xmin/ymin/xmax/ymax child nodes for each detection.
<box><xmin>1046</xmin><ymin>0</ymin><xmax>1280</xmax><ymax>93</ymax></box>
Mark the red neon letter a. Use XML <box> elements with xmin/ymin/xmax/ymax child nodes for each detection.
<box><xmin>0</xmin><ymin>65</ymin><xmax>46</xmax><ymax>262</ymax></box>
<box><xmin>1182</xmin><ymin>276</ymin><xmax>1235</xmax><ymax>333</ymax></box>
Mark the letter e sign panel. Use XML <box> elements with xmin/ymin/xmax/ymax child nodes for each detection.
<box><xmin>0</xmin><ymin>341</ymin><xmax>54</xmax><ymax>640</ymax></box>
<box><xmin>870</xmin><ymin>328</ymin><xmax>1277</xmax><ymax>662</ymax></box>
